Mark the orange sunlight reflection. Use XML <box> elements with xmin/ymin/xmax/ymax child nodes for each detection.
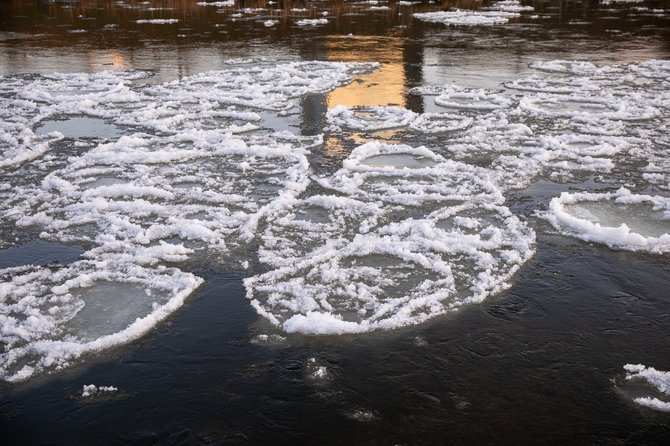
<box><xmin>325</xmin><ymin>37</ymin><xmax>406</xmax><ymax>110</ymax></box>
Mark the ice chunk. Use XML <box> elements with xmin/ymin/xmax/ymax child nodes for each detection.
<box><xmin>135</xmin><ymin>19</ymin><xmax>179</xmax><ymax>24</ymax></box>
<box><xmin>489</xmin><ymin>1</ymin><xmax>534</xmax><ymax>12</ymax></box>
<box><xmin>246</xmin><ymin>142</ymin><xmax>535</xmax><ymax>334</ymax></box>
<box><xmin>196</xmin><ymin>1</ymin><xmax>235</xmax><ymax>6</ymax></box>
<box><xmin>327</xmin><ymin>105</ymin><xmax>417</xmax><ymax>131</ymax></box>
<box><xmin>619</xmin><ymin>364</ymin><xmax>670</xmax><ymax>412</ymax></box>
<box><xmin>409</xmin><ymin>112</ymin><xmax>473</xmax><ymax>134</ymax></box>
<box><xmin>413</xmin><ymin>10</ymin><xmax>521</xmax><ymax>27</ymax></box>
<box><xmin>413</xmin><ymin>84</ymin><xmax>514</xmax><ymax>111</ymax></box>
<box><xmin>324</xmin><ymin>142</ymin><xmax>502</xmax><ymax>204</ymax></box>
<box><xmin>0</xmin><ymin>260</ymin><xmax>202</xmax><ymax>382</ymax></box>
<box><xmin>82</xmin><ymin>384</ymin><xmax>118</xmax><ymax>398</ymax></box>
<box><xmin>542</xmin><ymin>188</ymin><xmax>670</xmax><ymax>253</ymax></box>
<box><xmin>296</xmin><ymin>19</ymin><xmax>328</xmax><ymax>26</ymax></box>
<box><xmin>519</xmin><ymin>93</ymin><xmax>659</xmax><ymax>121</ymax></box>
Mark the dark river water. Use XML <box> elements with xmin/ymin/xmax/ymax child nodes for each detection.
<box><xmin>1</xmin><ymin>0</ymin><xmax>670</xmax><ymax>444</ymax></box>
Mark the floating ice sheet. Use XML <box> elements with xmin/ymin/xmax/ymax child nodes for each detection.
<box><xmin>0</xmin><ymin>260</ymin><xmax>202</xmax><ymax>382</ymax></box>
<box><xmin>621</xmin><ymin>364</ymin><xmax>670</xmax><ymax>412</ymax></box>
<box><xmin>246</xmin><ymin>142</ymin><xmax>535</xmax><ymax>334</ymax></box>
<box><xmin>489</xmin><ymin>1</ymin><xmax>534</xmax><ymax>12</ymax></box>
<box><xmin>0</xmin><ymin>60</ymin><xmax>379</xmax><ymax>381</ymax></box>
<box><xmin>296</xmin><ymin>18</ymin><xmax>329</xmax><ymax>26</ymax></box>
<box><xmin>542</xmin><ymin>188</ymin><xmax>670</xmax><ymax>253</ymax></box>
<box><xmin>413</xmin><ymin>9</ymin><xmax>521</xmax><ymax>27</ymax></box>
<box><xmin>412</xmin><ymin>85</ymin><xmax>514</xmax><ymax>111</ymax></box>
<box><xmin>409</xmin><ymin>58</ymin><xmax>670</xmax><ymax>189</ymax></box>
<box><xmin>327</xmin><ymin>105</ymin><xmax>417</xmax><ymax>131</ymax></box>
<box><xmin>3</xmin><ymin>56</ymin><xmax>670</xmax><ymax>377</ymax></box>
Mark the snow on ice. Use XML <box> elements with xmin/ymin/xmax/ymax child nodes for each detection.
<box><xmin>621</xmin><ymin>364</ymin><xmax>670</xmax><ymax>411</ymax></box>
<box><xmin>1</xmin><ymin>56</ymin><xmax>670</xmax><ymax>379</ymax></box>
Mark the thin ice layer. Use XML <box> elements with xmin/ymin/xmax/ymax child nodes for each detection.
<box><xmin>542</xmin><ymin>188</ymin><xmax>670</xmax><ymax>253</ymax></box>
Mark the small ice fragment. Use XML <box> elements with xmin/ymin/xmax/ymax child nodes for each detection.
<box><xmin>82</xmin><ymin>384</ymin><xmax>118</xmax><ymax>397</ymax></box>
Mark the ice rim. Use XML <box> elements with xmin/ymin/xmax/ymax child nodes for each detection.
<box><xmin>2</xmin><ymin>56</ymin><xmax>670</xmax><ymax>380</ymax></box>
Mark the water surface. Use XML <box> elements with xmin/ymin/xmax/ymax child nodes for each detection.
<box><xmin>1</xmin><ymin>0</ymin><xmax>670</xmax><ymax>444</ymax></box>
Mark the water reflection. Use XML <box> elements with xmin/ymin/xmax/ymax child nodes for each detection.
<box><xmin>326</xmin><ymin>36</ymin><xmax>407</xmax><ymax>108</ymax></box>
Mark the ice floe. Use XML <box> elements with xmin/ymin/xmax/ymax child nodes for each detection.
<box><xmin>2</xmin><ymin>55</ymin><xmax>670</xmax><ymax>377</ymax></box>
<box><xmin>0</xmin><ymin>260</ymin><xmax>202</xmax><ymax>382</ymax></box>
<box><xmin>82</xmin><ymin>384</ymin><xmax>118</xmax><ymax>398</ymax></box>
<box><xmin>600</xmin><ymin>0</ymin><xmax>643</xmax><ymax>4</ymax></box>
<box><xmin>412</xmin><ymin>85</ymin><xmax>514</xmax><ymax>111</ymax></box>
<box><xmin>245</xmin><ymin>142</ymin><xmax>535</xmax><ymax>334</ymax></box>
<box><xmin>327</xmin><ymin>105</ymin><xmax>418</xmax><ymax>131</ymax></box>
<box><xmin>409</xmin><ymin>58</ymin><xmax>669</xmax><ymax>189</ymax></box>
<box><xmin>542</xmin><ymin>188</ymin><xmax>670</xmax><ymax>253</ymax></box>
<box><xmin>489</xmin><ymin>1</ymin><xmax>534</xmax><ymax>13</ymax></box>
<box><xmin>136</xmin><ymin>19</ymin><xmax>179</xmax><ymax>24</ymax></box>
<box><xmin>414</xmin><ymin>8</ymin><xmax>523</xmax><ymax>27</ymax></box>
<box><xmin>296</xmin><ymin>18</ymin><xmax>329</xmax><ymax>27</ymax></box>
<box><xmin>622</xmin><ymin>364</ymin><xmax>670</xmax><ymax>412</ymax></box>
<box><xmin>0</xmin><ymin>61</ymin><xmax>378</xmax><ymax>380</ymax></box>
<box><xmin>196</xmin><ymin>1</ymin><xmax>235</xmax><ymax>6</ymax></box>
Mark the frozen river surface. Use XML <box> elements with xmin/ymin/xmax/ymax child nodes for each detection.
<box><xmin>1</xmin><ymin>0</ymin><xmax>670</xmax><ymax>443</ymax></box>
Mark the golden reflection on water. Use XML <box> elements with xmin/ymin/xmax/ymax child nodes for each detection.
<box><xmin>322</xmin><ymin>35</ymin><xmax>408</xmax><ymax>152</ymax></box>
<box><xmin>325</xmin><ymin>36</ymin><xmax>406</xmax><ymax>109</ymax></box>
<box><xmin>90</xmin><ymin>51</ymin><xmax>130</xmax><ymax>70</ymax></box>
